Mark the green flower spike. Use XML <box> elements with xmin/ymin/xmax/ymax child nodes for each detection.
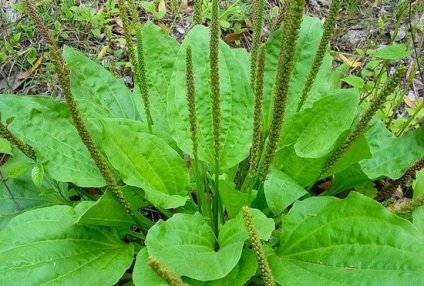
<box><xmin>319</xmin><ymin>67</ymin><xmax>405</xmax><ymax>180</ymax></box>
<box><xmin>24</xmin><ymin>0</ymin><xmax>153</xmax><ymax>230</ymax></box>
<box><xmin>127</xmin><ymin>0</ymin><xmax>154</xmax><ymax>132</ymax></box>
<box><xmin>210</xmin><ymin>0</ymin><xmax>223</xmax><ymax>236</ymax></box>
<box><xmin>258</xmin><ymin>0</ymin><xmax>305</xmax><ymax>182</ymax></box>
<box><xmin>392</xmin><ymin>194</ymin><xmax>424</xmax><ymax>216</ymax></box>
<box><xmin>272</xmin><ymin>0</ymin><xmax>289</xmax><ymax>31</ymax></box>
<box><xmin>194</xmin><ymin>0</ymin><xmax>202</xmax><ymax>25</ymax></box>
<box><xmin>186</xmin><ymin>45</ymin><xmax>211</xmax><ymax>218</ymax></box>
<box><xmin>250</xmin><ymin>0</ymin><xmax>265</xmax><ymax>90</ymax></box>
<box><xmin>242</xmin><ymin>206</ymin><xmax>276</xmax><ymax>286</ymax></box>
<box><xmin>148</xmin><ymin>256</ymin><xmax>188</xmax><ymax>286</ymax></box>
<box><xmin>0</xmin><ymin>119</ymin><xmax>36</xmax><ymax>160</ymax></box>
<box><xmin>186</xmin><ymin>46</ymin><xmax>198</xmax><ymax>161</ymax></box>
<box><xmin>249</xmin><ymin>45</ymin><xmax>267</xmax><ymax>180</ymax></box>
<box><xmin>210</xmin><ymin>0</ymin><xmax>221</xmax><ymax>160</ymax></box>
<box><xmin>297</xmin><ymin>0</ymin><xmax>342</xmax><ymax>111</ymax></box>
<box><xmin>378</xmin><ymin>156</ymin><xmax>424</xmax><ymax>202</ymax></box>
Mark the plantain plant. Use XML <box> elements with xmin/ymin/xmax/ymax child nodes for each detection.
<box><xmin>1</xmin><ymin>0</ymin><xmax>424</xmax><ymax>285</ymax></box>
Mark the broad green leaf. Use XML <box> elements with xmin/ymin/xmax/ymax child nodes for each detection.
<box><xmin>353</xmin><ymin>181</ymin><xmax>377</xmax><ymax>198</ymax></box>
<box><xmin>0</xmin><ymin>205</ymin><xmax>134</xmax><ymax>285</ymax></box>
<box><xmin>279</xmin><ymin>89</ymin><xmax>359</xmax><ymax>158</ymax></box>
<box><xmin>374</xmin><ymin>44</ymin><xmax>412</xmax><ymax>60</ymax></box>
<box><xmin>102</xmin><ymin>117</ymin><xmax>178</xmax><ymax>152</ymax></box>
<box><xmin>31</xmin><ymin>163</ymin><xmax>44</xmax><ymax>188</ymax></box>
<box><xmin>76</xmin><ymin>190</ymin><xmax>134</xmax><ymax>230</ymax></box>
<box><xmin>146</xmin><ymin>210</ymin><xmax>273</xmax><ymax>281</ymax></box>
<box><xmin>270</xmin><ymin>192</ymin><xmax>424</xmax><ymax>285</ymax></box>
<box><xmin>414</xmin><ymin>170</ymin><xmax>424</xmax><ymax>197</ymax></box>
<box><xmin>264</xmin><ymin>167</ymin><xmax>308</xmax><ymax>215</ymax></box>
<box><xmin>63</xmin><ymin>46</ymin><xmax>142</xmax><ymax>145</ymax></box>
<box><xmin>262</xmin><ymin>16</ymin><xmax>333</xmax><ymax>131</ymax></box>
<box><xmin>0</xmin><ymin>146</ymin><xmax>34</xmax><ymax>179</ymax></box>
<box><xmin>276</xmin><ymin>133</ymin><xmax>371</xmax><ymax>187</ymax></box>
<box><xmin>133</xmin><ymin>248</ymin><xmax>168</xmax><ymax>286</ymax></box>
<box><xmin>102</xmin><ymin>121</ymin><xmax>189</xmax><ymax>209</ymax></box>
<box><xmin>341</xmin><ymin>75</ymin><xmax>364</xmax><ymax>89</ymax></box>
<box><xmin>329</xmin><ymin>63</ymin><xmax>350</xmax><ymax>89</ymax></box>
<box><xmin>133</xmin><ymin>248</ymin><xmax>257</xmax><ymax>286</ymax></box>
<box><xmin>231</xmin><ymin>47</ymin><xmax>250</xmax><ymax>76</ymax></box>
<box><xmin>413</xmin><ymin>171</ymin><xmax>424</xmax><ymax>234</ymax></box>
<box><xmin>0</xmin><ymin>95</ymin><xmax>104</xmax><ymax>186</ymax></box>
<box><xmin>413</xmin><ymin>207</ymin><xmax>424</xmax><ymax>235</ymax></box>
<box><xmin>220</xmin><ymin>177</ymin><xmax>256</xmax><ymax>218</ymax></box>
<box><xmin>324</xmin><ymin>132</ymin><xmax>371</xmax><ymax>176</ymax></box>
<box><xmin>137</xmin><ymin>21</ymin><xmax>180</xmax><ymax>131</ymax></box>
<box><xmin>0</xmin><ymin>171</ymin><xmax>65</xmax><ymax>231</ymax></box>
<box><xmin>184</xmin><ymin>250</ymin><xmax>258</xmax><ymax>286</ymax></box>
<box><xmin>140</xmin><ymin>2</ymin><xmax>155</xmax><ymax>12</ymax></box>
<box><xmin>167</xmin><ymin>25</ymin><xmax>254</xmax><ymax>170</ymax></box>
<box><xmin>63</xmin><ymin>45</ymin><xmax>141</xmax><ymax>121</ymax></box>
<box><xmin>360</xmin><ymin>121</ymin><xmax>424</xmax><ymax>179</ymax></box>
<box><xmin>0</xmin><ymin>138</ymin><xmax>12</xmax><ymax>154</ymax></box>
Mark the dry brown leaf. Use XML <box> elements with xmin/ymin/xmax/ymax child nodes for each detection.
<box><xmin>224</xmin><ymin>31</ymin><xmax>245</xmax><ymax>44</ymax></box>
<box><xmin>113</xmin><ymin>16</ymin><xmax>125</xmax><ymax>35</ymax></box>
<box><xmin>97</xmin><ymin>5</ymin><xmax>105</xmax><ymax>15</ymax></box>
<box><xmin>404</xmin><ymin>95</ymin><xmax>416</xmax><ymax>109</ymax></box>
<box><xmin>114</xmin><ymin>16</ymin><xmax>123</xmax><ymax>28</ymax></box>
<box><xmin>157</xmin><ymin>22</ymin><xmax>171</xmax><ymax>34</ymax></box>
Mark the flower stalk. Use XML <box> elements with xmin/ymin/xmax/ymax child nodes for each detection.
<box><xmin>194</xmin><ymin>0</ymin><xmax>202</xmax><ymax>25</ymax></box>
<box><xmin>186</xmin><ymin>45</ymin><xmax>211</xmax><ymax>219</ymax></box>
<box><xmin>242</xmin><ymin>206</ymin><xmax>276</xmax><ymax>286</ymax></box>
<box><xmin>0</xmin><ymin>120</ymin><xmax>36</xmax><ymax>160</ymax></box>
<box><xmin>148</xmin><ymin>256</ymin><xmax>188</xmax><ymax>286</ymax></box>
<box><xmin>297</xmin><ymin>0</ymin><xmax>341</xmax><ymax>111</ymax></box>
<box><xmin>210</xmin><ymin>0</ymin><xmax>222</xmax><ymax>236</ymax></box>
<box><xmin>245</xmin><ymin>45</ymin><xmax>266</xmax><ymax>188</ymax></box>
<box><xmin>121</xmin><ymin>0</ymin><xmax>153</xmax><ymax>132</ymax></box>
<box><xmin>318</xmin><ymin>67</ymin><xmax>404</xmax><ymax>182</ymax></box>
<box><xmin>377</xmin><ymin>156</ymin><xmax>424</xmax><ymax>201</ymax></box>
<box><xmin>258</xmin><ymin>0</ymin><xmax>305</xmax><ymax>183</ymax></box>
<box><xmin>250</xmin><ymin>0</ymin><xmax>265</xmax><ymax>90</ymax></box>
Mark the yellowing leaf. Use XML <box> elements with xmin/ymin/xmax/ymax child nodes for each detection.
<box><xmin>334</xmin><ymin>52</ymin><xmax>362</xmax><ymax>67</ymax></box>
<box><xmin>97</xmin><ymin>45</ymin><xmax>109</xmax><ymax>59</ymax></box>
<box><xmin>158</xmin><ymin>0</ymin><xmax>166</xmax><ymax>13</ymax></box>
<box><xmin>30</xmin><ymin>56</ymin><xmax>43</xmax><ymax>72</ymax></box>
<box><xmin>18</xmin><ymin>56</ymin><xmax>43</xmax><ymax>79</ymax></box>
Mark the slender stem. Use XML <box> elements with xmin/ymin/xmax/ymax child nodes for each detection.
<box><xmin>185</xmin><ymin>45</ymin><xmax>211</xmax><ymax>219</ymax></box>
<box><xmin>192</xmin><ymin>159</ymin><xmax>211</xmax><ymax>218</ymax></box>
<box><xmin>257</xmin><ymin>0</ymin><xmax>305</xmax><ymax>183</ymax></box>
<box><xmin>210</xmin><ymin>0</ymin><xmax>222</xmax><ymax>236</ymax></box>
<box><xmin>396</xmin><ymin>101</ymin><xmax>424</xmax><ymax>136</ymax></box>
<box><xmin>297</xmin><ymin>0</ymin><xmax>341</xmax><ymax>111</ymax></box>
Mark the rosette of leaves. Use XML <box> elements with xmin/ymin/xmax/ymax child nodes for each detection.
<box><xmin>0</xmin><ymin>6</ymin><xmax>424</xmax><ymax>286</ymax></box>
